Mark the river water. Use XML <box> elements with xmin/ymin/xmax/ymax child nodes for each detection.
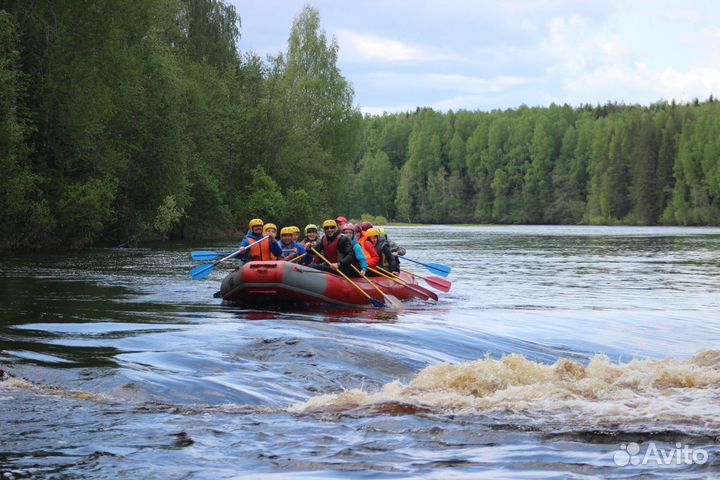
<box><xmin>2</xmin><ymin>225</ymin><xmax>720</xmax><ymax>479</ymax></box>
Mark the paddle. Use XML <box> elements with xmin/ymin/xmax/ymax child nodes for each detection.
<box><xmin>402</xmin><ymin>257</ymin><xmax>451</xmax><ymax>277</ymax></box>
<box><xmin>370</xmin><ymin>267</ymin><xmax>438</xmax><ymax>302</ymax></box>
<box><xmin>351</xmin><ymin>265</ymin><xmax>402</xmax><ymax>310</ymax></box>
<box><xmin>193</xmin><ymin>250</ymin><xmax>301</xmax><ymax>263</ymax></box>
<box><xmin>289</xmin><ymin>253</ymin><xmax>307</xmax><ymax>263</ymax></box>
<box><xmin>376</xmin><ymin>266</ymin><xmax>439</xmax><ymax>301</ymax></box>
<box><xmin>311</xmin><ymin>248</ymin><xmax>385</xmax><ymax>308</ymax></box>
<box><xmin>189</xmin><ymin>236</ymin><xmax>270</xmax><ymax>281</ymax></box>
<box><xmin>191</xmin><ymin>250</ymin><xmax>231</xmax><ymax>261</ymax></box>
<box><xmin>401</xmin><ymin>269</ymin><xmax>452</xmax><ymax>293</ymax></box>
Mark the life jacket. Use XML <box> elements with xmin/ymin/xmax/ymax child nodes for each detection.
<box><xmin>321</xmin><ymin>234</ymin><xmax>341</xmax><ymax>263</ymax></box>
<box><xmin>249</xmin><ymin>236</ymin><xmax>276</xmax><ymax>261</ymax></box>
<box><xmin>361</xmin><ymin>238</ymin><xmax>381</xmax><ymax>268</ymax></box>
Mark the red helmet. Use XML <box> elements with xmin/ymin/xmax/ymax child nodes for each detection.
<box><xmin>360</xmin><ymin>221</ymin><xmax>373</xmax><ymax>231</ymax></box>
<box><xmin>354</xmin><ymin>225</ymin><xmax>362</xmax><ymax>234</ymax></box>
<box><xmin>336</xmin><ymin>216</ymin><xmax>348</xmax><ymax>223</ymax></box>
<box><xmin>341</xmin><ymin>222</ymin><xmax>355</xmax><ymax>233</ymax></box>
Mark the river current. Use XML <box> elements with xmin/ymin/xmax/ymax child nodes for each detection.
<box><xmin>2</xmin><ymin>225</ymin><xmax>720</xmax><ymax>478</ymax></box>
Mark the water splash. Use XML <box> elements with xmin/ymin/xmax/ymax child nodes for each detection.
<box><xmin>291</xmin><ymin>350</ymin><xmax>720</xmax><ymax>434</ymax></box>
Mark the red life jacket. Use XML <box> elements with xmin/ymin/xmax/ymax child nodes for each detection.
<box><xmin>249</xmin><ymin>237</ymin><xmax>276</xmax><ymax>261</ymax></box>
<box><xmin>362</xmin><ymin>238</ymin><xmax>381</xmax><ymax>268</ymax></box>
<box><xmin>321</xmin><ymin>234</ymin><xmax>341</xmax><ymax>263</ymax></box>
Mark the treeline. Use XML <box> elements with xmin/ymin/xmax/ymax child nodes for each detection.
<box><xmin>345</xmin><ymin>100</ymin><xmax>720</xmax><ymax>225</ymax></box>
<box><xmin>0</xmin><ymin>1</ymin><xmax>358</xmax><ymax>249</ymax></box>
<box><xmin>2</xmin><ymin>3</ymin><xmax>719</xmax><ymax>251</ymax></box>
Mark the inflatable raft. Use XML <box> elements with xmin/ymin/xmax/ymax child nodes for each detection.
<box><xmin>219</xmin><ymin>261</ymin><xmax>418</xmax><ymax>306</ymax></box>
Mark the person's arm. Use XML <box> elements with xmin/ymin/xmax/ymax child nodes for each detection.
<box><xmin>353</xmin><ymin>243</ymin><xmax>368</xmax><ymax>271</ymax></box>
<box><xmin>270</xmin><ymin>239</ymin><xmax>283</xmax><ymax>258</ymax></box>
<box><xmin>295</xmin><ymin>242</ymin><xmax>306</xmax><ymax>257</ymax></box>
<box><xmin>236</xmin><ymin>238</ymin><xmax>250</xmax><ymax>261</ymax></box>
<box><xmin>384</xmin><ymin>243</ymin><xmax>399</xmax><ymax>272</ymax></box>
<box><xmin>337</xmin><ymin>237</ymin><xmax>355</xmax><ymax>267</ymax></box>
<box><xmin>389</xmin><ymin>239</ymin><xmax>406</xmax><ymax>256</ymax></box>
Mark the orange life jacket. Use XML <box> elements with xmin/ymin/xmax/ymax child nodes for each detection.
<box><xmin>249</xmin><ymin>237</ymin><xmax>276</xmax><ymax>261</ymax></box>
<box><xmin>362</xmin><ymin>238</ymin><xmax>381</xmax><ymax>268</ymax></box>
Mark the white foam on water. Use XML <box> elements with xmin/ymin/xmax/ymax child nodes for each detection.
<box><xmin>290</xmin><ymin>350</ymin><xmax>720</xmax><ymax>434</ymax></box>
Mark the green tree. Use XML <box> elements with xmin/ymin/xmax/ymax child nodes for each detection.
<box><xmin>0</xmin><ymin>11</ymin><xmax>53</xmax><ymax>248</ymax></box>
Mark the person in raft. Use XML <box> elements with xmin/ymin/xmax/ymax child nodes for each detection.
<box><xmin>360</xmin><ymin>227</ymin><xmax>384</xmax><ymax>275</ymax></box>
<box><xmin>289</xmin><ymin>226</ymin><xmax>301</xmax><ymax>243</ymax></box>
<box><xmin>340</xmin><ymin>223</ymin><xmax>368</xmax><ymax>276</ymax></box>
<box><xmin>278</xmin><ymin>227</ymin><xmax>306</xmax><ymax>261</ymax></box>
<box><xmin>236</xmin><ymin>218</ymin><xmax>282</xmax><ymax>262</ymax></box>
<box><xmin>335</xmin><ymin>216</ymin><xmax>348</xmax><ymax>230</ymax></box>
<box><xmin>310</xmin><ymin>219</ymin><xmax>363</xmax><ymax>277</ymax></box>
<box><xmin>375</xmin><ymin>226</ymin><xmax>400</xmax><ymax>273</ymax></box>
<box><xmin>301</xmin><ymin>224</ymin><xmax>321</xmax><ymax>265</ymax></box>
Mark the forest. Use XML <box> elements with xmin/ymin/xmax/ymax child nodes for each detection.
<box><xmin>1</xmin><ymin>1</ymin><xmax>719</xmax><ymax>249</ymax></box>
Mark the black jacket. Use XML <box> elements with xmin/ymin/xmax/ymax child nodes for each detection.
<box><xmin>376</xmin><ymin>238</ymin><xmax>399</xmax><ymax>272</ymax></box>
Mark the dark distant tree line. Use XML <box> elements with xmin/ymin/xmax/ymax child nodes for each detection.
<box><xmin>1</xmin><ymin>2</ymin><xmax>719</xmax><ymax>250</ymax></box>
<box><xmin>345</xmin><ymin>100</ymin><xmax>720</xmax><ymax>226</ymax></box>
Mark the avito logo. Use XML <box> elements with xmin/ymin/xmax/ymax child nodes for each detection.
<box><xmin>614</xmin><ymin>442</ymin><xmax>708</xmax><ymax>467</ymax></box>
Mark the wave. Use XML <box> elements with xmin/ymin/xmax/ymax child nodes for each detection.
<box><xmin>290</xmin><ymin>351</ymin><xmax>720</xmax><ymax>434</ymax></box>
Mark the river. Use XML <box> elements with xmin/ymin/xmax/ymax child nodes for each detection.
<box><xmin>2</xmin><ymin>225</ymin><xmax>720</xmax><ymax>478</ymax></box>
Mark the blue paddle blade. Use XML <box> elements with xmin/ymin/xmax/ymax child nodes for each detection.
<box><xmin>370</xmin><ymin>298</ymin><xmax>385</xmax><ymax>308</ymax></box>
<box><xmin>425</xmin><ymin>262</ymin><xmax>451</xmax><ymax>277</ymax></box>
<box><xmin>190</xmin><ymin>263</ymin><xmax>215</xmax><ymax>280</ymax></box>
<box><xmin>191</xmin><ymin>251</ymin><xmax>234</xmax><ymax>261</ymax></box>
<box><xmin>191</xmin><ymin>250</ymin><xmax>220</xmax><ymax>261</ymax></box>
<box><xmin>403</xmin><ymin>257</ymin><xmax>451</xmax><ymax>277</ymax></box>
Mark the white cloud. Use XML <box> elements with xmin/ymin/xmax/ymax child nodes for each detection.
<box><xmin>357</xmin><ymin>73</ymin><xmax>532</xmax><ymax>113</ymax></box>
<box><xmin>539</xmin><ymin>13</ymin><xmax>720</xmax><ymax>105</ymax></box>
<box><xmin>336</xmin><ymin>30</ymin><xmax>459</xmax><ymax>62</ymax></box>
<box><xmin>363</xmin><ymin>71</ymin><xmax>530</xmax><ymax>94</ymax></box>
<box><xmin>656</xmin><ymin>67</ymin><xmax>720</xmax><ymax>99</ymax></box>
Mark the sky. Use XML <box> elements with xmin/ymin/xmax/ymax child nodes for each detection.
<box><xmin>228</xmin><ymin>0</ymin><xmax>720</xmax><ymax>114</ymax></box>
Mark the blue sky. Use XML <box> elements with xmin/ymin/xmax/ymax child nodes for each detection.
<box><xmin>228</xmin><ymin>1</ymin><xmax>720</xmax><ymax>114</ymax></box>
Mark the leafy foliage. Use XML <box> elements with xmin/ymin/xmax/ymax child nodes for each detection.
<box><xmin>348</xmin><ymin>102</ymin><xmax>720</xmax><ymax>226</ymax></box>
<box><xmin>2</xmin><ymin>2</ymin><xmax>719</xmax><ymax>251</ymax></box>
<box><xmin>1</xmin><ymin>2</ymin><xmax>358</xmax><ymax>248</ymax></box>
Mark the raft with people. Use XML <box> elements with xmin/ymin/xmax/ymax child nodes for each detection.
<box><xmin>189</xmin><ymin>216</ymin><xmax>452</xmax><ymax>309</ymax></box>
<box><xmin>218</xmin><ymin>260</ymin><xmax>420</xmax><ymax>306</ymax></box>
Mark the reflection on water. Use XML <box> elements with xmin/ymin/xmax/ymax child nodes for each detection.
<box><xmin>2</xmin><ymin>226</ymin><xmax>720</xmax><ymax>478</ymax></box>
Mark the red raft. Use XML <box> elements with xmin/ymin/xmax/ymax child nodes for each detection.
<box><xmin>219</xmin><ymin>261</ymin><xmax>418</xmax><ymax>306</ymax></box>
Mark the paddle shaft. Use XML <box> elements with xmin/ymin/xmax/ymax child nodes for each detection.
<box><xmin>401</xmin><ymin>269</ymin><xmax>451</xmax><ymax>292</ymax></box>
<box><xmin>403</xmin><ymin>257</ymin><xmax>451</xmax><ymax>275</ymax></box>
<box><xmin>311</xmin><ymin>248</ymin><xmax>379</xmax><ymax>305</ymax></box>
<box><xmin>216</xmin><ymin>235</ymin><xmax>269</xmax><ymax>265</ymax></box>
<box><xmin>351</xmin><ymin>265</ymin><xmax>381</xmax><ymax>297</ymax></box>
<box><xmin>375</xmin><ymin>266</ymin><xmax>438</xmax><ymax>301</ymax></box>
<box><xmin>289</xmin><ymin>253</ymin><xmax>307</xmax><ymax>263</ymax></box>
<box><xmin>369</xmin><ymin>266</ymin><xmax>424</xmax><ymax>295</ymax></box>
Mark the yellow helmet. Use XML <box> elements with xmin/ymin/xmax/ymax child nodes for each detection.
<box><xmin>322</xmin><ymin>219</ymin><xmax>337</xmax><ymax>229</ymax></box>
<box><xmin>280</xmin><ymin>227</ymin><xmax>293</xmax><ymax>236</ymax></box>
<box><xmin>289</xmin><ymin>226</ymin><xmax>300</xmax><ymax>234</ymax></box>
<box><xmin>304</xmin><ymin>224</ymin><xmax>318</xmax><ymax>234</ymax></box>
<box><xmin>366</xmin><ymin>227</ymin><xmax>380</xmax><ymax>238</ymax></box>
<box><xmin>248</xmin><ymin>218</ymin><xmax>264</xmax><ymax>228</ymax></box>
<box><xmin>263</xmin><ymin>223</ymin><xmax>277</xmax><ymax>233</ymax></box>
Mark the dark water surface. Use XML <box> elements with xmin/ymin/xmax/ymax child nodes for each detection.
<box><xmin>2</xmin><ymin>226</ymin><xmax>720</xmax><ymax>478</ymax></box>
